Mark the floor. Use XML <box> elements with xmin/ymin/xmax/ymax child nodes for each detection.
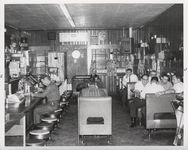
<box><xmin>47</xmin><ymin>94</ymin><xmax>176</xmax><ymax>146</ymax></box>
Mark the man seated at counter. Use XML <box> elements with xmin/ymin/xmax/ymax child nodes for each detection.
<box><xmin>32</xmin><ymin>75</ymin><xmax>61</xmax><ymax>124</ymax></box>
<box><xmin>80</xmin><ymin>76</ymin><xmax>106</xmax><ymax>97</ymax></box>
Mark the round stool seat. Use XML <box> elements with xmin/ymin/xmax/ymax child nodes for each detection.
<box><xmin>54</xmin><ymin>108</ymin><xmax>63</xmax><ymax>116</ymax></box>
<box><xmin>41</xmin><ymin>117</ymin><xmax>58</xmax><ymax>123</ymax></box>
<box><xmin>53</xmin><ymin>111</ymin><xmax>61</xmax><ymax>120</ymax></box>
<box><xmin>54</xmin><ymin>108</ymin><xmax>63</xmax><ymax>113</ymax></box>
<box><xmin>60</xmin><ymin>101</ymin><xmax>69</xmax><ymax>105</ymax></box>
<box><xmin>41</xmin><ymin>113</ymin><xmax>57</xmax><ymax>119</ymax></box>
<box><xmin>29</xmin><ymin>129</ymin><xmax>50</xmax><ymax>140</ymax></box>
<box><xmin>30</xmin><ymin>129</ymin><xmax>50</xmax><ymax>135</ymax></box>
<box><xmin>26</xmin><ymin>139</ymin><xmax>45</xmax><ymax>146</ymax></box>
<box><xmin>34</xmin><ymin>122</ymin><xmax>53</xmax><ymax>131</ymax></box>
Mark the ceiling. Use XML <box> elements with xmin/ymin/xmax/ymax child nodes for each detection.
<box><xmin>5</xmin><ymin>4</ymin><xmax>174</xmax><ymax>30</ymax></box>
<box><xmin>149</xmin><ymin>4</ymin><xmax>183</xmax><ymax>28</ymax></box>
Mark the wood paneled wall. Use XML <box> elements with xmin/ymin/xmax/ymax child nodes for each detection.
<box><xmin>28</xmin><ymin>31</ymin><xmax>50</xmax><ymax>46</ymax></box>
<box><xmin>27</xmin><ymin>29</ymin><xmax>127</xmax><ymax>46</ymax></box>
<box><xmin>26</xmin><ymin>29</ymin><xmax>128</xmax><ymax>79</ymax></box>
<box><xmin>59</xmin><ymin>45</ymin><xmax>88</xmax><ymax>79</ymax></box>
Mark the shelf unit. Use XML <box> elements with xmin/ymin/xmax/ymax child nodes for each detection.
<box><xmin>89</xmin><ymin>45</ymin><xmax>120</xmax><ymax>94</ymax></box>
<box><xmin>30</xmin><ymin>50</ymin><xmax>48</xmax><ymax>75</ymax></box>
<box><xmin>48</xmin><ymin>51</ymin><xmax>67</xmax><ymax>81</ymax></box>
<box><xmin>92</xmin><ymin>48</ymin><xmax>109</xmax><ymax>70</ymax></box>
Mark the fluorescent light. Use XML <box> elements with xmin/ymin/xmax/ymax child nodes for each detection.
<box><xmin>60</xmin><ymin>4</ymin><xmax>75</xmax><ymax>27</ymax></box>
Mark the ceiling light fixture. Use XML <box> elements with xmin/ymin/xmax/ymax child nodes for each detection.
<box><xmin>59</xmin><ymin>4</ymin><xmax>75</xmax><ymax>27</ymax></box>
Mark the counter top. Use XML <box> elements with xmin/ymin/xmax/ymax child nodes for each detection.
<box><xmin>5</xmin><ymin>96</ymin><xmax>43</xmax><ymax>132</ymax></box>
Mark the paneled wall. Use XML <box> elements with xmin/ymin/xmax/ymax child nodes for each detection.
<box><xmin>27</xmin><ymin>29</ymin><xmax>126</xmax><ymax>46</ymax></box>
<box><xmin>5</xmin><ymin>26</ymin><xmax>20</xmax><ymax>48</ymax></box>
<box><xmin>59</xmin><ymin>45</ymin><xmax>88</xmax><ymax>79</ymax></box>
<box><xmin>26</xmin><ymin>29</ymin><xmax>128</xmax><ymax>79</ymax></box>
<box><xmin>131</xmin><ymin>4</ymin><xmax>183</xmax><ymax>75</ymax></box>
<box><xmin>28</xmin><ymin>31</ymin><xmax>50</xmax><ymax>46</ymax></box>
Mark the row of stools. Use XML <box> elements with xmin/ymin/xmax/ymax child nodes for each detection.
<box><xmin>26</xmin><ymin>92</ymin><xmax>71</xmax><ymax>146</ymax></box>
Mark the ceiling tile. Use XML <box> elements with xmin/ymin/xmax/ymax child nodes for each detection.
<box><xmin>5</xmin><ymin>4</ymin><xmax>174</xmax><ymax>30</ymax></box>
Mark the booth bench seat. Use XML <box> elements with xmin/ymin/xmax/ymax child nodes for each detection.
<box><xmin>78</xmin><ymin>96</ymin><xmax>112</xmax><ymax>144</ymax></box>
<box><xmin>146</xmin><ymin>93</ymin><xmax>177</xmax><ymax>138</ymax></box>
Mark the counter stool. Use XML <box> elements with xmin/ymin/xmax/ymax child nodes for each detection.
<box><xmin>34</xmin><ymin>122</ymin><xmax>54</xmax><ymax>132</ymax></box>
<box><xmin>60</xmin><ymin>101</ymin><xmax>69</xmax><ymax>112</ymax></box>
<box><xmin>41</xmin><ymin>117</ymin><xmax>58</xmax><ymax>129</ymax></box>
<box><xmin>29</xmin><ymin>129</ymin><xmax>50</xmax><ymax>144</ymax></box>
<box><xmin>59</xmin><ymin>104</ymin><xmax>66</xmax><ymax>115</ymax></box>
<box><xmin>60</xmin><ymin>101</ymin><xmax>69</xmax><ymax>106</ymax></box>
<box><xmin>54</xmin><ymin>108</ymin><xmax>63</xmax><ymax>120</ymax></box>
<box><xmin>26</xmin><ymin>139</ymin><xmax>45</xmax><ymax>146</ymax></box>
<box><xmin>41</xmin><ymin>113</ymin><xmax>57</xmax><ymax>119</ymax></box>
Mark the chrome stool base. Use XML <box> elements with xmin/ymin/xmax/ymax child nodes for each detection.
<box><xmin>26</xmin><ymin>139</ymin><xmax>45</xmax><ymax>146</ymax></box>
<box><xmin>29</xmin><ymin>129</ymin><xmax>50</xmax><ymax>141</ymax></box>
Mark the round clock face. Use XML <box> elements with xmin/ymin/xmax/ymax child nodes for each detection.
<box><xmin>99</xmin><ymin>31</ymin><xmax>107</xmax><ymax>41</ymax></box>
<box><xmin>72</xmin><ymin>50</ymin><xmax>81</xmax><ymax>59</ymax></box>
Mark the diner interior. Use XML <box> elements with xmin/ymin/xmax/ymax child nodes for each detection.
<box><xmin>4</xmin><ymin>3</ymin><xmax>184</xmax><ymax>147</ymax></box>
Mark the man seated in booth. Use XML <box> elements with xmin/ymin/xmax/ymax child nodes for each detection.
<box><xmin>80</xmin><ymin>76</ymin><xmax>106</xmax><ymax>97</ymax></box>
<box><xmin>172</xmin><ymin>74</ymin><xmax>183</xmax><ymax>93</ymax></box>
<box><xmin>92</xmin><ymin>74</ymin><xmax>104</xmax><ymax>88</ymax></box>
<box><xmin>122</xmin><ymin>68</ymin><xmax>138</xmax><ymax>107</ymax></box>
<box><xmin>129</xmin><ymin>76</ymin><xmax>164</xmax><ymax>128</ymax></box>
<box><xmin>148</xmin><ymin>70</ymin><xmax>159</xmax><ymax>82</ymax></box>
<box><xmin>122</xmin><ymin>68</ymin><xmax>138</xmax><ymax>87</ymax></box>
<box><xmin>128</xmin><ymin>74</ymin><xmax>149</xmax><ymax>127</ymax></box>
<box><xmin>156</xmin><ymin>73</ymin><xmax>183</xmax><ymax>95</ymax></box>
<box><xmin>156</xmin><ymin>74</ymin><xmax>184</xmax><ymax>146</ymax></box>
<box><xmin>159</xmin><ymin>73</ymin><xmax>173</xmax><ymax>90</ymax></box>
<box><xmin>76</xmin><ymin>82</ymin><xmax>88</xmax><ymax>92</ymax></box>
<box><xmin>32</xmin><ymin>75</ymin><xmax>61</xmax><ymax>124</ymax></box>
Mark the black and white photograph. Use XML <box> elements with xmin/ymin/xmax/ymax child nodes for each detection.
<box><xmin>1</xmin><ymin>0</ymin><xmax>187</xmax><ymax>149</ymax></box>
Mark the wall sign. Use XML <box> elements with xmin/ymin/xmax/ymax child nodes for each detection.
<box><xmin>59</xmin><ymin>32</ymin><xmax>89</xmax><ymax>43</ymax></box>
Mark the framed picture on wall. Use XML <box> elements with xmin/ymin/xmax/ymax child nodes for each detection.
<box><xmin>48</xmin><ymin>32</ymin><xmax>56</xmax><ymax>40</ymax></box>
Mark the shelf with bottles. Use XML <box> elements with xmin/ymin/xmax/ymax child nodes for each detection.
<box><xmin>5</xmin><ymin>50</ymin><xmax>31</xmax><ymax>81</ymax></box>
<box><xmin>113</xmin><ymin>49</ymin><xmax>134</xmax><ymax>68</ymax></box>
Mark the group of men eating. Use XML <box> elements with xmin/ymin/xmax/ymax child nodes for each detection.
<box><xmin>122</xmin><ymin>68</ymin><xmax>183</xmax><ymax>128</ymax></box>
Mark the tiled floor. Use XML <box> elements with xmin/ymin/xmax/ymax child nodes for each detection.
<box><xmin>47</xmin><ymin>95</ymin><xmax>176</xmax><ymax>146</ymax></box>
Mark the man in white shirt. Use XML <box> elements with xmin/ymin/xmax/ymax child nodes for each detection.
<box><xmin>128</xmin><ymin>74</ymin><xmax>149</xmax><ymax>127</ymax></box>
<box><xmin>141</xmin><ymin>77</ymin><xmax>164</xmax><ymax>99</ymax></box>
<box><xmin>133</xmin><ymin>75</ymin><xmax>149</xmax><ymax>98</ymax></box>
<box><xmin>171</xmin><ymin>74</ymin><xmax>183</xmax><ymax>145</ymax></box>
<box><xmin>121</xmin><ymin>68</ymin><xmax>138</xmax><ymax>107</ymax></box>
<box><xmin>172</xmin><ymin>74</ymin><xmax>183</xmax><ymax>93</ymax></box>
<box><xmin>148</xmin><ymin>70</ymin><xmax>159</xmax><ymax>82</ymax></box>
<box><xmin>122</xmin><ymin>68</ymin><xmax>138</xmax><ymax>87</ymax></box>
<box><xmin>156</xmin><ymin>74</ymin><xmax>183</xmax><ymax>95</ymax></box>
<box><xmin>159</xmin><ymin>73</ymin><xmax>173</xmax><ymax>90</ymax></box>
<box><xmin>129</xmin><ymin>76</ymin><xmax>164</xmax><ymax>127</ymax></box>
